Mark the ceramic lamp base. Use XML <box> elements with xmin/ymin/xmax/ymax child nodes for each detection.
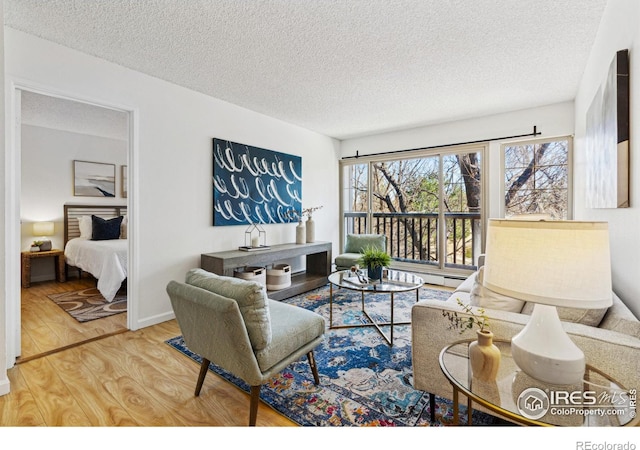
<box><xmin>511</xmin><ymin>304</ymin><xmax>585</xmax><ymax>385</ymax></box>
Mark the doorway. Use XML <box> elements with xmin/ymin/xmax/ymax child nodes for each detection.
<box><xmin>6</xmin><ymin>85</ymin><xmax>137</xmax><ymax>365</ymax></box>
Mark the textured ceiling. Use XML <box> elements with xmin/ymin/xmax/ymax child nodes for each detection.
<box><xmin>21</xmin><ymin>91</ymin><xmax>129</xmax><ymax>141</ymax></box>
<box><xmin>4</xmin><ymin>0</ymin><xmax>608</xmax><ymax>140</ymax></box>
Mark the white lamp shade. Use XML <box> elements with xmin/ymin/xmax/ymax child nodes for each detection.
<box><xmin>484</xmin><ymin>219</ymin><xmax>613</xmax><ymax>385</ymax></box>
<box><xmin>483</xmin><ymin>219</ymin><xmax>612</xmax><ymax>309</ymax></box>
<box><xmin>33</xmin><ymin>221</ymin><xmax>55</xmax><ymax>236</ymax></box>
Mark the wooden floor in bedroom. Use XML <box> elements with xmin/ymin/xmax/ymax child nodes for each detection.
<box><xmin>18</xmin><ymin>277</ymin><xmax>128</xmax><ymax>362</ymax></box>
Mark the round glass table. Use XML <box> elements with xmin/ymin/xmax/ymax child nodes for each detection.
<box><xmin>439</xmin><ymin>338</ymin><xmax>637</xmax><ymax>426</ymax></box>
<box><xmin>327</xmin><ymin>269</ymin><xmax>424</xmax><ymax>345</ymax></box>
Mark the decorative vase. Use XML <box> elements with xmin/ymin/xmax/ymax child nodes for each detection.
<box><xmin>296</xmin><ymin>221</ymin><xmax>306</xmax><ymax>244</ymax></box>
<box><xmin>469</xmin><ymin>330</ymin><xmax>501</xmax><ymax>382</ymax></box>
<box><xmin>367</xmin><ymin>265</ymin><xmax>383</xmax><ymax>281</ymax></box>
<box><xmin>306</xmin><ymin>217</ymin><xmax>315</xmax><ymax>243</ymax></box>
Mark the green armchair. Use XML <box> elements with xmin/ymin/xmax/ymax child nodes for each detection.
<box><xmin>166</xmin><ymin>268</ymin><xmax>325</xmax><ymax>426</ymax></box>
<box><xmin>334</xmin><ymin>233</ymin><xmax>388</xmax><ymax>270</ymax></box>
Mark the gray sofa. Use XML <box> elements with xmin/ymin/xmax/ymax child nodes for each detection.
<box><xmin>411</xmin><ymin>268</ymin><xmax>640</xmax><ymax>424</ymax></box>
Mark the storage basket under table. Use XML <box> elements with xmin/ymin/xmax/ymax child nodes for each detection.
<box><xmin>266</xmin><ymin>264</ymin><xmax>291</xmax><ymax>290</ymax></box>
<box><xmin>234</xmin><ymin>266</ymin><xmax>267</xmax><ymax>287</ymax></box>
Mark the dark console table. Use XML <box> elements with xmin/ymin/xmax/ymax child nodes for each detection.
<box><xmin>201</xmin><ymin>241</ymin><xmax>332</xmax><ymax>300</ymax></box>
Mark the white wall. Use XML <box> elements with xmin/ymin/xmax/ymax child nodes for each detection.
<box><xmin>340</xmin><ymin>102</ymin><xmax>575</xmax><ymax>220</ymax></box>
<box><xmin>0</xmin><ymin>2</ymin><xmax>9</xmax><ymax>396</ymax></box>
<box><xmin>4</xmin><ymin>28</ymin><xmax>339</xmax><ymax>341</ymax></box>
<box><xmin>21</xmin><ymin>124</ymin><xmax>128</xmax><ymax>281</ymax></box>
<box><xmin>574</xmin><ymin>0</ymin><xmax>640</xmax><ymax>318</ymax></box>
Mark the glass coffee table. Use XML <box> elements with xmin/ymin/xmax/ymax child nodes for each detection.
<box><xmin>439</xmin><ymin>339</ymin><xmax>637</xmax><ymax>426</ymax></box>
<box><xmin>328</xmin><ymin>269</ymin><xmax>424</xmax><ymax>346</ymax></box>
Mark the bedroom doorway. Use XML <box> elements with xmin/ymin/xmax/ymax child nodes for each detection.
<box><xmin>14</xmin><ymin>88</ymin><xmax>134</xmax><ymax>362</ymax></box>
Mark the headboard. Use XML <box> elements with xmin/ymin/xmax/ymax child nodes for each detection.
<box><xmin>64</xmin><ymin>204</ymin><xmax>127</xmax><ymax>245</ymax></box>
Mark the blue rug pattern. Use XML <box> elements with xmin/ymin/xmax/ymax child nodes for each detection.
<box><xmin>166</xmin><ymin>283</ymin><xmax>508</xmax><ymax>426</ymax></box>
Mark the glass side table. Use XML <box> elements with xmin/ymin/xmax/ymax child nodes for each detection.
<box><xmin>439</xmin><ymin>339</ymin><xmax>637</xmax><ymax>426</ymax></box>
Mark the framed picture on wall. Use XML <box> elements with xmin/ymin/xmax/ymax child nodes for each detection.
<box><xmin>121</xmin><ymin>165</ymin><xmax>128</xmax><ymax>198</ymax></box>
<box><xmin>585</xmin><ymin>49</ymin><xmax>630</xmax><ymax>208</ymax></box>
<box><xmin>212</xmin><ymin>138</ymin><xmax>302</xmax><ymax>226</ymax></box>
<box><xmin>73</xmin><ymin>160</ymin><xmax>116</xmax><ymax>197</ymax></box>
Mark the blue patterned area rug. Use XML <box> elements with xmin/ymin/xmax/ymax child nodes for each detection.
<box><xmin>166</xmin><ymin>283</ymin><xmax>508</xmax><ymax>426</ymax></box>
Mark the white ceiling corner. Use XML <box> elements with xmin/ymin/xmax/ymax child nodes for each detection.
<box><xmin>4</xmin><ymin>0</ymin><xmax>609</xmax><ymax>140</ymax></box>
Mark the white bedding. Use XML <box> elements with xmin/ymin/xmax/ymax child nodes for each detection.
<box><xmin>64</xmin><ymin>237</ymin><xmax>128</xmax><ymax>302</ymax></box>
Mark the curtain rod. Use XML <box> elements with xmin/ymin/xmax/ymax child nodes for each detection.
<box><xmin>341</xmin><ymin>125</ymin><xmax>541</xmax><ymax>160</ymax></box>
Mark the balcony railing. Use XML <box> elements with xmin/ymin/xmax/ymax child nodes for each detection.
<box><xmin>343</xmin><ymin>211</ymin><xmax>481</xmax><ymax>269</ymax></box>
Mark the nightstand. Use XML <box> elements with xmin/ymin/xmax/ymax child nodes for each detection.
<box><xmin>21</xmin><ymin>249</ymin><xmax>66</xmax><ymax>288</ymax></box>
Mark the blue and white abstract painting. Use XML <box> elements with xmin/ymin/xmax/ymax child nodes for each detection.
<box><xmin>213</xmin><ymin>139</ymin><xmax>302</xmax><ymax>226</ymax></box>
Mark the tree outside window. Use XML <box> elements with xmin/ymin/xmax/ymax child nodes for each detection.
<box><xmin>341</xmin><ymin>147</ymin><xmax>484</xmax><ymax>269</ymax></box>
<box><xmin>503</xmin><ymin>138</ymin><xmax>571</xmax><ymax>220</ymax></box>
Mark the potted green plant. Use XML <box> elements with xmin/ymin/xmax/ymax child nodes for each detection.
<box><xmin>357</xmin><ymin>245</ymin><xmax>391</xmax><ymax>281</ymax></box>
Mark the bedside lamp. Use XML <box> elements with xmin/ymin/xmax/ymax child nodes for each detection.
<box><xmin>33</xmin><ymin>221</ymin><xmax>55</xmax><ymax>251</ymax></box>
<box><xmin>482</xmin><ymin>219</ymin><xmax>612</xmax><ymax>385</ymax></box>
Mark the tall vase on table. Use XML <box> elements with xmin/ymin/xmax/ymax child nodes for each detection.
<box><xmin>296</xmin><ymin>221</ymin><xmax>306</xmax><ymax>244</ymax></box>
<box><xmin>306</xmin><ymin>217</ymin><xmax>315</xmax><ymax>243</ymax></box>
<box><xmin>302</xmin><ymin>206</ymin><xmax>322</xmax><ymax>244</ymax></box>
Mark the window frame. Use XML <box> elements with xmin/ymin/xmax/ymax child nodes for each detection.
<box><xmin>500</xmin><ymin>136</ymin><xmax>574</xmax><ymax>220</ymax></box>
<box><xmin>339</xmin><ymin>143</ymin><xmax>488</xmax><ymax>276</ymax></box>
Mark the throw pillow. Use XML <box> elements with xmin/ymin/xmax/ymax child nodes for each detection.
<box><xmin>185</xmin><ymin>268</ymin><xmax>272</xmax><ymax>351</ymax></box>
<box><xmin>521</xmin><ymin>302</ymin><xmax>608</xmax><ymax>327</ymax></box>
<box><xmin>470</xmin><ymin>267</ymin><xmax>526</xmax><ymax>313</ymax></box>
<box><xmin>344</xmin><ymin>234</ymin><xmax>386</xmax><ymax>253</ymax></box>
<box><xmin>91</xmin><ymin>215</ymin><xmax>124</xmax><ymax>240</ymax></box>
<box><xmin>78</xmin><ymin>215</ymin><xmax>93</xmax><ymax>239</ymax></box>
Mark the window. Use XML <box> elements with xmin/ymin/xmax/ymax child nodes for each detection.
<box><xmin>340</xmin><ymin>145</ymin><xmax>485</xmax><ymax>272</ymax></box>
<box><xmin>502</xmin><ymin>137</ymin><xmax>572</xmax><ymax>219</ymax></box>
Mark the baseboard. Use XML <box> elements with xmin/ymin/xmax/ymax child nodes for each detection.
<box><xmin>421</xmin><ymin>273</ymin><xmax>445</xmax><ymax>286</ymax></box>
<box><xmin>0</xmin><ymin>376</ymin><xmax>10</xmax><ymax>396</ymax></box>
<box><xmin>30</xmin><ymin>274</ymin><xmax>57</xmax><ymax>283</ymax></box>
<box><xmin>402</xmin><ymin>270</ymin><xmax>466</xmax><ymax>289</ymax></box>
<box><xmin>134</xmin><ymin>310</ymin><xmax>175</xmax><ymax>331</ymax></box>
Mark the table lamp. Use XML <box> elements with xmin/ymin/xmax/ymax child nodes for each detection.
<box><xmin>33</xmin><ymin>221</ymin><xmax>55</xmax><ymax>251</ymax></box>
<box><xmin>482</xmin><ymin>219</ymin><xmax>612</xmax><ymax>385</ymax></box>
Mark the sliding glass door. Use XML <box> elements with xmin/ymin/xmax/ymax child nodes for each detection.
<box><xmin>340</xmin><ymin>145</ymin><xmax>485</xmax><ymax>274</ymax></box>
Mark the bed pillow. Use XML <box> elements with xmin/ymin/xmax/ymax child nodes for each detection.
<box><xmin>120</xmin><ymin>215</ymin><xmax>128</xmax><ymax>239</ymax></box>
<box><xmin>91</xmin><ymin>215</ymin><xmax>124</xmax><ymax>240</ymax></box>
<box><xmin>78</xmin><ymin>215</ymin><xmax>93</xmax><ymax>239</ymax></box>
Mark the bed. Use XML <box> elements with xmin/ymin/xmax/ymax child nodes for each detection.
<box><xmin>64</xmin><ymin>204</ymin><xmax>128</xmax><ymax>302</ymax></box>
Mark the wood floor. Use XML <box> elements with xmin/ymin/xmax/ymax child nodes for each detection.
<box><xmin>2</xmin><ymin>278</ymin><xmax>295</xmax><ymax>426</ymax></box>
<box><xmin>19</xmin><ymin>277</ymin><xmax>128</xmax><ymax>362</ymax></box>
